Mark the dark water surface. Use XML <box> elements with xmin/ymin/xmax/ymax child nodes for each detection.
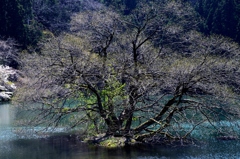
<box><xmin>1</xmin><ymin>103</ymin><xmax>240</xmax><ymax>159</ymax></box>
<box><xmin>1</xmin><ymin>126</ymin><xmax>240</xmax><ymax>159</ymax></box>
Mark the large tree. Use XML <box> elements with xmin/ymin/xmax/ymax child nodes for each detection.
<box><xmin>15</xmin><ymin>0</ymin><xmax>240</xmax><ymax>144</ymax></box>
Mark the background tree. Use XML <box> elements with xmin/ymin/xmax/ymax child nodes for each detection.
<box><xmin>32</xmin><ymin>0</ymin><xmax>82</xmax><ymax>34</ymax></box>
<box><xmin>195</xmin><ymin>0</ymin><xmax>240</xmax><ymax>42</ymax></box>
<box><xmin>95</xmin><ymin>0</ymin><xmax>137</xmax><ymax>14</ymax></box>
<box><xmin>15</xmin><ymin>0</ymin><xmax>240</xmax><ymax>144</ymax></box>
<box><xmin>0</xmin><ymin>0</ymin><xmax>83</xmax><ymax>48</ymax></box>
<box><xmin>0</xmin><ymin>0</ymin><xmax>42</xmax><ymax>48</ymax></box>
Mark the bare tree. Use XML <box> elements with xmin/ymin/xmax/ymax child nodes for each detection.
<box><xmin>15</xmin><ymin>0</ymin><xmax>240</xmax><ymax>144</ymax></box>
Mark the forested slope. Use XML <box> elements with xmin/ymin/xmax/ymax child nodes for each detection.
<box><xmin>0</xmin><ymin>0</ymin><xmax>239</xmax><ymax>48</ymax></box>
<box><xmin>195</xmin><ymin>0</ymin><xmax>240</xmax><ymax>42</ymax></box>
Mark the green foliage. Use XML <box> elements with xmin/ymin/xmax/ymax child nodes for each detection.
<box><xmin>100</xmin><ymin>76</ymin><xmax>126</xmax><ymax>107</ymax></box>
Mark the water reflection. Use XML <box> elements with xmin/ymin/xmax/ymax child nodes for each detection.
<box><xmin>1</xmin><ymin>136</ymin><xmax>240</xmax><ymax>159</ymax></box>
<box><xmin>0</xmin><ymin>103</ymin><xmax>12</xmax><ymax>126</ymax></box>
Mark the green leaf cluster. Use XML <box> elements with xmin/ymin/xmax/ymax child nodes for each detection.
<box><xmin>100</xmin><ymin>76</ymin><xmax>126</xmax><ymax>107</ymax></box>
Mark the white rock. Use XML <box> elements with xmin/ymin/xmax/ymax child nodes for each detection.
<box><xmin>0</xmin><ymin>65</ymin><xmax>17</xmax><ymax>101</ymax></box>
<box><xmin>0</xmin><ymin>85</ymin><xmax>7</xmax><ymax>91</ymax></box>
<box><xmin>0</xmin><ymin>92</ymin><xmax>12</xmax><ymax>101</ymax></box>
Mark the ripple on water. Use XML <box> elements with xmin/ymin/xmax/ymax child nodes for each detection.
<box><xmin>0</xmin><ymin>127</ymin><xmax>17</xmax><ymax>141</ymax></box>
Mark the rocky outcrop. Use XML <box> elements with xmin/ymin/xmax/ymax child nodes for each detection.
<box><xmin>0</xmin><ymin>65</ymin><xmax>17</xmax><ymax>102</ymax></box>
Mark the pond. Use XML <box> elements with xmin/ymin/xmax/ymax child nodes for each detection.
<box><xmin>1</xmin><ymin>103</ymin><xmax>240</xmax><ymax>159</ymax></box>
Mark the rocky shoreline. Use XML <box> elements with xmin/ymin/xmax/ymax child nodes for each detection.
<box><xmin>0</xmin><ymin>65</ymin><xmax>17</xmax><ymax>102</ymax></box>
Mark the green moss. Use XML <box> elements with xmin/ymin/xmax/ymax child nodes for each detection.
<box><xmin>99</xmin><ymin>137</ymin><xmax>126</xmax><ymax>148</ymax></box>
<box><xmin>6</xmin><ymin>81</ymin><xmax>13</xmax><ymax>85</ymax></box>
